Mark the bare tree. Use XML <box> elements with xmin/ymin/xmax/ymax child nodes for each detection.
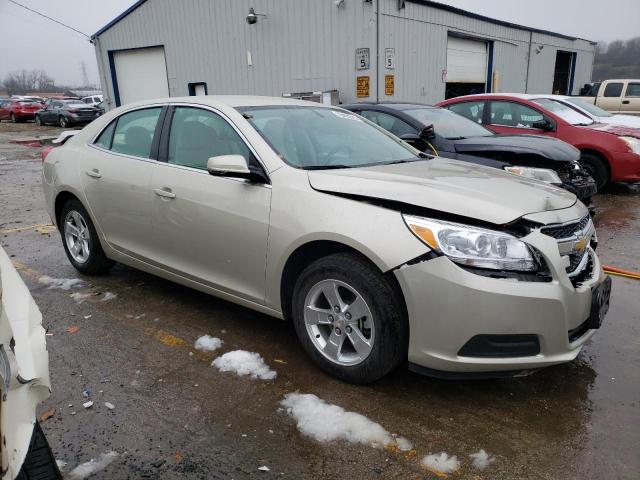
<box><xmin>3</xmin><ymin>69</ymin><xmax>56</xmax><ymax>95</ymax></box>
<box><xmin>593</xmin><ymin>36</ymin><xmax>640</xmax><ymax>80</ymax></box>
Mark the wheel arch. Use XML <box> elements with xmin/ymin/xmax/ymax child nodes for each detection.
<box><xmin>578</xmin><ymin>147</ymin><xmax>611</xmax><ymax>182</ymax></box>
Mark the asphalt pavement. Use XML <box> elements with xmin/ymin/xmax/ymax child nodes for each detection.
<box><xmin>1</xmin><ymin>122</ymin><xmax>638</xmax><ymax>479</ymax></box>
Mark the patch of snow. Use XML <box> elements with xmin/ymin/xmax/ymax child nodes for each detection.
<box><xmin>421</xmin><ymin>452</ymin><xmax>460</xmax><ymax>474</ymax></box>
<box><xmin>39</xmin><ymin>275</ymin><xmax>82</xmax><ymax>290</ymax></box>
<box><xmin>212</xmin><ymin>350</ymin><xmax>276</xmax><ymax>380</ymax></box>
<box><xmin>280</xmin><ymin>393</ymin><xmax>410</xmax><ymax>450</ymax></box>
<box><xmin>101</xmin><ymin>292</ymin><xmax>117</xmax><ymax>301</ymax></box>
<box><xmin>469</xmin><ymin>449</ymin><xmax>495</xmax><ymax>470</ymax></box>
<box><xmin>82</xmin><ymin>401</ymin><xmax>93</xmax><ymax>409</ymax></box>
<box><xmin>258</xmin><ymin>465</ymin><xmax>270</xmax><ymax>471</ymax></box>
<box><xmin>104</xmin><ymin>402</ymin><xmax>115</xmax><ymax>410</ymax></box>
<box><xmin>56</xmin><ymin>459</ymin><xmax>67</xmax><ymax>469</ymax></box>
<box><xmin>194</xmin><ymin>335</ymin><xmax>223</xmax><ymax>352</ymax></box>
<box><xmin>70</xmin><ymin>292</ymin><xmax>92</xmax><ymax>303</ymax></box>
<box><xmin>68</xmin><ymin>451</ymin><xmax>118</xmax><ymax>479</ymax></box>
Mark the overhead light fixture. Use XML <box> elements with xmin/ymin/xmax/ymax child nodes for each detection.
<box><xmin>535</xmin><ymin>45</ymin><xmax>544</xmax><ymax>54</ymax></box>
<box><xmin>246</xmin><ymin>7</ymin><xmax>267</xmax><ymax>25</ymax></box>
<box><xmin>335</xmin><ymin>0</ymin><xmax>345</xmax><ymax>7</ymax></box>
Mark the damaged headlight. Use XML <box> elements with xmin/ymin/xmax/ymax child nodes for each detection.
<box><xmin>503</xmin><ymin>166</ymin><xmax>562</xmax><ymax>185</ymax></box>
<box><xmin>620</xmin><ymin>136</ymin><xmax>640</xmax><ymax>155</ymax></box>
<box><xmin>403</xmin><ymin>215</ymin><xmax>537</xmax><ymax>272</ymax></box>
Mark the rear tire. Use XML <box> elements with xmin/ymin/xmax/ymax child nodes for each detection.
<box><xmin>58</xmin><ymin>116</ymin><xmax>68</xmax><ymax>128</ymax></box>
<box><xmin>580</xmin><ymin>153</ymin><xmax>609</xmax><ymax>190</ymax></box>
<box><xmin>35</xmin><ymin>115</ymin><xmax>43</xmax><ymax>126</ymax></box>
<box><xmin>11</xmin><ymin>113</ymin><xmax>17</xmax><ymax>123</ymax></box>
<box><xmin>15</xmin><ymin>421</ymin><xmax>62</xmax><ymax>480</ymax></box>
<box><xmin>291</xmin><ymin>252</ymin><xmax>408</xmax><ymax>384</ymax></box>
<box><xmin>59</xmin><ymin>199</ymin><xmax>114</xmax><ymax>275</ymax></box>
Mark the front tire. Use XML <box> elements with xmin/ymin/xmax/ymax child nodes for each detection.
<box><xmin>291</xmin><ymin>252</ymin><xmax>408</xmax><ymax>383</ymax></box>
<box><xmin>58</xmin><ymin>116</ymin><xmax>68</xmax><ymax>128</ymax></box>
<box><xmin>59</xmin><ymin>199</ymin><xmax>114</xmax><ymax>275</ymax></box>
<box><xmin>580</xmin><ymin>153</ymin><xmax>609</xmax><ymax>190</ymax></box>
<box><xmin>11</xmin><ymin>113</ymin><xmax>17</xmax><ymax>123</ymax></box>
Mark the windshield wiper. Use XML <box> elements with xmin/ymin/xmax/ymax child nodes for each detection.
<box><xmin>445</xmin><ymin>136</ymin><xmax>467</xmax><ymax>140</ymax></box>
<box><xmin>302</xmin><ymin>164</ymin><xmax>353</xmax><ymax>170</ymax></box>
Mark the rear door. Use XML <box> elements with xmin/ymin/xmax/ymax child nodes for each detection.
<box><xmin>486</xmin><ymin>100</ymin><xmax>556</xmax><ymax>137</ymax></box>
<box><xmin>149</xmin><ymin>105</ymin><xmax>271</xmax><ymax>302</ymax></box>
<box><xmin>621</xmin><ymin>82</ymin><xmax>640</xmax><ymax>115</ymax></box>
<box><xmin>82</xmin><ymin>106</ymin><xmax>165</xmax><ymax>260</ymax></box>
<box><xmin>598</xmin><ymin>81</ymin><xmax>624</xmax><ymax>112</ymax></box>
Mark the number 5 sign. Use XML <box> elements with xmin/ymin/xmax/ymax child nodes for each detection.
<box><xmin>355</xmin><ymin>48</ymin><xmax>370</xmax><ymax>70</ymax></box>
<box><xmin>385</xmin><ymin>48</ymin><xmax>395</xmax><ymax>70</ymax></box>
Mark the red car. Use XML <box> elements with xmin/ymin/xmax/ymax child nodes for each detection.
<box><xmin>0</xmin><ymin>99</ymin><xmax>44</xmax><ymax>123</ymax></box>
<box><xmin>437</xmin><ymin>94</ymin><xmax>640</xmax><ymax>189</ymax></box>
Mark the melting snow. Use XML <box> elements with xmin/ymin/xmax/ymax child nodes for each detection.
<box><xmin>212</xmin><ymin>350</ymin><xmax>276</xmax><ymax>380</ymax></box>
<box><xmin>39</xmin><ymin>275</ymin><xmax>82</xmax><ymax>290</ymax></box>
<box><xmin>68</xmin><ymin>451</ymin><xmax>118</xmax><ymax>479</ymax></box>
<box><xmin>101</xmin><ymin>292</ymin><xmax>117</xmax><ymax>301</ymax></box>
<box><xmin>70</xmin><ymin>292</ymin><xmax>93</xmax><ymax>303</ymax></box>
<box><xmin>194</xmin><ymin>335</ymin><xmax>223</xmax><ymax>352</ymax></box>
<box><xmin>421</xmin><ymin>452</ymin><xmax>460</xmax><ymax>474</ymax></box>
<box><xmin>280</xmin><ymin>393</ymin><xmax>412</xmax><ymax>451</ymax></box>
<box><xmin>56</xmin><ymin>459</ymin><xmax>67</xmax><ymax>469</ymax></box>
<box><xmin>469</xmin><ymin>449</ymin><xmax>495</xmax><ymax>470</ymax></box>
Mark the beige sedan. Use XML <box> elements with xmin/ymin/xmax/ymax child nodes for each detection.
<box><xmin>42</xmin><ymin>96</ymin><xmax>610</xmax><ymax>383</ymax></box>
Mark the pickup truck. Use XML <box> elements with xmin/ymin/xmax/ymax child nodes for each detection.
<box><xmin>575</xmin><ymin>79</ymin><xmax>640</xmax><ymax>115</ymax></box>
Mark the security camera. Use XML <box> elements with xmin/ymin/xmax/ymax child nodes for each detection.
<box><xmin>335</xmin><ymin>0</ymin><xmax>345</xmax><ymax>7</ymax></box>
<box><xmin>246</xmin><ymin>8</ymin><xmax>258</xmax><ymax>24</ymax></box>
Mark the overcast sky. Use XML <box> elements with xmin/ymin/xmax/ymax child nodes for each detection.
<box><xmin>0</xmin><ymin>0</ymin><xmax>638</xmax><ymax>87</ymax></box>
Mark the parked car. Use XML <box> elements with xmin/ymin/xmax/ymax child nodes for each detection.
<box><xmin>35</xmin><ymin>99</ymin><xmax>101</xmax><ymax>128</ymax></box>
<box><xmin>534</xmin><ymin>95</ymin><xmax>640</xmax><ymax>129</ymax></box>
<box><xmin>42</xmin><ymin>96</ymin><xmax>610</xmax><ymax>383</ymax></box>
<box><xmin>575</xmin><ymin>79</ymin><xmax>640</xmax><ymax>115</ymax></box>
<box><xmin>0</xmin><ymin>99</ymin><xmax>44</xmax><ymax>123</ymax></box>
<box><xmin>81</xmin><ymin>95</ymin><xmax>104</xmax><ymax>107</ymax></box>
<box><xmin>343</xmin><ymin>103</ymin><xmax>597</xmax><ymax>205</ymax></box>
<box><xmin>0</xmin><ymin>246</ymin><xmax>61</xmax><ymax>479</ymax></box>
<box><xmin>96</xmin><ymin>99</ymin><xmax>108</xmax><ymax>114</ymax></box>
<box><xmin>438</xmin><ymin>94</ymin><xmax>640</xmax><ymax>189</ymax></box>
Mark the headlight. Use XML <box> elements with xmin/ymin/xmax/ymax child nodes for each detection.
<box><xmin>503</xmin><ymin>166</ymin><xmax>562</xmax><ymax>184</ymax></box>
<box><xmin>403</xmin><ymin>215</ymin><xmax>537</xmax><ymax>271</ymax></box>
<box><xmin>620</xmin><ymin>136</ymin><xmax>640</xmax><ymax>155</ymax></box>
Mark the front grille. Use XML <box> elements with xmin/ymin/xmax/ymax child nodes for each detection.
<box><xmin>540</xmin><ymin>215</ymin><xmax>591</xmax><ymax>240</ymax></box>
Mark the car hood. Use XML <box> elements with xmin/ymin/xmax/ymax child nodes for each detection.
<box><xmin>308</xmin><ymin>158</ymin><xmax>577</xmax><ymax>225</ymax></box>
<box><xmin>453</xmin><ymin>134</ymin><xmax>580</xmax><ymax>162</ymax></box>
<box><xmin>589</xmin><ymin>122</ymin><xmax>640</xmax><ymax>139</ymax></box>
<box><xmin>597</xmin><ymin>115</ymin><xmax>640</xmax><ymax>129</ymax></box>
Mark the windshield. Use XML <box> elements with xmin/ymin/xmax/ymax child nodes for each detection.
<box><xmin>532</xmin><ymin>98</ymin><xmax>594</xmax><ymax>125</ymax></box>
<box><xmin>404</xmin><ymin>108</ymin><xmax>493</xmax><ymax>139</ymax></box>
<box><xmin>240</xmin><ymin>106</ymin><xmax>421</xmax><ymax>169</ymax></box>
<box><xmin>565</xmin><ymin>97</ymin><xmax>613</xmax><ymax>118</ymax></box>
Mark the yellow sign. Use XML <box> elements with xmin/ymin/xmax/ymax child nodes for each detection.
<box><xmin>385</xmin><ymin>74</ymin><xmax>395</xmax><ymax>96</ymax></box>
<box><xmin>356</xmin><ymin>76</ymin><xmax>370</xmax><ymax>98</ymax></box>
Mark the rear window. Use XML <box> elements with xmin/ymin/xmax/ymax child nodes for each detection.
<box><xmin>625</xmin><ymin>83</ymin><xmax>640</xmax><ymax>97</ymax></box>
<box><xmin>110</xmin><ymin>108</ymin><xmax>162</xmax><ymax>158</ymax></box>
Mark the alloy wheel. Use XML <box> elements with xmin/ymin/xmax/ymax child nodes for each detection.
<box><xmin>303</xmin><ymin>279</ymin><xmax>375</xmax><ymax>366</ymax></box>
<box><xmin>64</xmin><ymin>210</ymin><xmax>90</xmax><ymax>263</ymax></box>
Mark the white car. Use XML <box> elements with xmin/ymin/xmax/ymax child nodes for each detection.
<box><xmin>535</xmin><ymin>94</ymin><xmax>640</xmax><ymax>129</ymax></box>
<box><xmin>0</xmin><ymin>247</ymin><xmax>60</xmax><ymax>479</ymax></box>
<box><xmin>81</xmin><ymin>95</ymin><xmax>104</xmax><ymax>107</ymax></box>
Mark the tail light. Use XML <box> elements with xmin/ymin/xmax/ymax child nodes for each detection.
<box><xmin>41</xmin><ymin>146</ymin><xmax>54</xmax><ymax>162</ymax></box>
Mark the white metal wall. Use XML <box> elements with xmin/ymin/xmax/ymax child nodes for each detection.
<box><xmin>93</xmin><ymin>0</ymin><xmax>596</xmax><ymax>106</ymax></box>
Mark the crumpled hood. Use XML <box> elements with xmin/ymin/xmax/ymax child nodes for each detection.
<box><xmin>590</xmin><ymin>122</ymin><xmax>640</xmax><ymax>139</ymax></box>
<box><xmin>308</xmin><ymin>158</ymin><xmax>577</xmax><ymax>225</ymax></box>
<box><xmin>454</xmin><ymin>134</ymin><xmax>580</xmax><ymax>162</ymax></box>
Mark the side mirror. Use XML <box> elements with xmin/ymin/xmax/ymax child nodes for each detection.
<box><xmin>419</xmin><ymin>124</ymin><xmax>436</xmax><ymax>141</ymax></box>
<box><xmin>399</xmin><ymin>133</ymin><xmax>422</xmax><ymax>146</ymax></box>
<box><xmin>532</xmin><ymin>119</ymin><xmax>554</xmax><ymax>131</ymax></box>
<box><xmin>206</xmin><ymin>154</ymin><xmax>266</xmax><ymax>183</ymax></box>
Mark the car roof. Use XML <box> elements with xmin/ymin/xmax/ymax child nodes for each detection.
<box><xmin>118</xmin><ymin>95</ymin><xmax>332</xmax><ymax>110</ymax></box>
<box><xmin>344</xmin><ymin>102</ymin><xmax>437</xmax><ymax>111</ymax></box>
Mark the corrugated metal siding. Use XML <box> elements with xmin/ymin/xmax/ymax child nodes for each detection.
<box><xmin>94</xmin><ymin>0</ymin><xmax>595</xmax><ymax>105</ymax></box>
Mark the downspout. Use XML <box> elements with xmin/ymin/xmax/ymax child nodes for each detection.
<box><xmin>524</xmin><ymin>30</ymin><xmax>533</xmax><ymax>93</ymax></box>
<box><xmin>375</xmin><ymin>0</ymin><xmax>380</xmax><ymax>103</ymax></box>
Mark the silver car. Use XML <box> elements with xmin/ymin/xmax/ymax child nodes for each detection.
<box><xmin>42</xmin><ymin>96</ymin><xmax>611</xmax><ymax>383</ymax></box>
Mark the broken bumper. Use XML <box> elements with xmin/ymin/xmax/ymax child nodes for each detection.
<box><xmin>394</xmin><ymin>231</ymin><xmax>608</xmax><ymax>375</ymax></box>
<box><xmin>0</xmin><ymin>247</ymin><xmax>51</xmax><ymax>479</ymax></box>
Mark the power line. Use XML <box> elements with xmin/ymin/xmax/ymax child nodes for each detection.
<box><xmin>6</xmin><ymin>0</ymin><xmax>90</xmax><ymax>39</ymax></box>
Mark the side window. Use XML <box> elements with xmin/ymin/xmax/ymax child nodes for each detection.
<box><xmin>489</xmin><ymin>101</ymin><xmax>543</xmax><ymax>128</ymax></box>
<box><xmin>359</xmin><ymin>110</ymin><xmax>416</xmax><ymax>137</ymax></box>
<box><xmin>603</xmin><ymin>82</ymin><xmax>623</xmax><ymax>98</ymax></box>
<box><xmin>448</xmin><ymin>101</ymin><xmax>485</xmax><ymax>124</ymax></box>
<box><xmin>94</xmin><ymin>121</ymin><xmax>116</xmax><ymax>149</ymax></box>
<box><xmin>168</xmin><ymin>107</ymin><xmax>251</xmax><ymax>170</ymax></box>
<box><xmin>111</xmin><ymin>107</ymin><xmax>162</xmax><ymax>158</ymax></box>
<box><xmin>625</xmin><ymin>83</ymin><xmax>640</xmax><ymax>97</ymax></box>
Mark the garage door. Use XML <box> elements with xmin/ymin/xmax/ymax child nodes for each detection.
<box><xmin>112</xmin><ymin>47</ymin><xmax>169</xmax><ymax>106</ymax></box>
<box><xmin>446</xmin><ymin>37</ymin><xmax>488</xmax><ymax>83</ymax></box>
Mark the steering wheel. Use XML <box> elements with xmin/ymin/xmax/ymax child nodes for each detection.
<box><xmin>324</xmin><ymin>145</ymin><xmax>353</xmax><ymax>165</ymax></box>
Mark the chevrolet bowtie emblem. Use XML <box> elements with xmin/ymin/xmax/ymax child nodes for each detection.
<box><xmin>574</xmin><ymin>234</ymin><xmax>588</xmax><ymax>251</ymax></box>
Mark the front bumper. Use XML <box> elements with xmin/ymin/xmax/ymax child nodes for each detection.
<box><xmin>611</xmin><ymin>152</ymin><xmax>640</xmax><ymax>183</ymax></box>
<box><xmin>395</xmin><ymin>229</ymin><xmax>607</xmax><ymax>374</ymax></box>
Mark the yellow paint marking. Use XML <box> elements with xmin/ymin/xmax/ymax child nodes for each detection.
<box><xmin>11</xmin><ymin>260</ymin><xmax>41</xmax><ymax>279</ymax></box>
<box><xmin>145</xmin><ymin>328</ymin><xmax>187</xmax><ymax>347</ymax></box>
<box><xmin>0</xmin><ymin>223</ymin><xmax>55</xmax><ymax>234</ymax></box>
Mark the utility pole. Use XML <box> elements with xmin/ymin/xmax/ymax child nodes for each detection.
<box><xmin>80</xmin><ymin>61</ymin><xmax>89</xmax><ymax>87</ymax></box>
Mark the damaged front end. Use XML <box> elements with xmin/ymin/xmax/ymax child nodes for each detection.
<box><xmin>0</xmin><ymin>247</ymin><xmax>51</xmax><ymax>479</ymax></box>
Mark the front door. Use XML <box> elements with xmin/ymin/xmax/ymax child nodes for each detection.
<box><xmin>621</xmin><ymin>82</ymin><xmax>640</xmax><ymax>115</ymax></box>
<box><xmin>81</xmin><ymin>106</ymin><xmax>164</xmax><ymax>261</ymax></box>
<box><xmin>599</xmin><ymin>82</ymin><xmax>624</xmax><ymax>113</ymax></box>
<box><xmin>486</xmin><ymin>100</ymin><xmax>556</xmax><ymax>137</ymax></box>
<box><xmin>150</xmin><ymin>106</ymin><xmax>271</xmax><ymax>303</ymax></box>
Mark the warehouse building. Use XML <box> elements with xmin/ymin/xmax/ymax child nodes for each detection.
<box><xmin>91</xmin><ymin>0</ymin><xmax>596</xmax><ymax>107</ymax></box>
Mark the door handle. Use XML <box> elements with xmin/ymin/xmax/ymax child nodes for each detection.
<box><xmin>153</xmin><ymin>188</ymin><xmax>176</xmax><ymax>199</ymax></box>
<box><xmin>622</xmin><ymin>100</ymin><xmax>630</xmax><ymax>105</ymax></box>
<box><xmin>85</xmin><ymin>169</ymin><xmax>102</xmax><ymax>178</ymax></box>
